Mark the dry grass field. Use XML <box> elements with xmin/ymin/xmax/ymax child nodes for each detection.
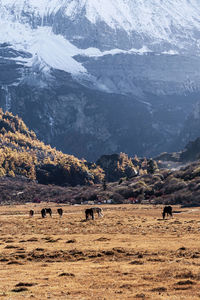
<box><xmin>0</xmin><ymin>204</ymin><xmax>200</xmax><ymax>299</ymax></box>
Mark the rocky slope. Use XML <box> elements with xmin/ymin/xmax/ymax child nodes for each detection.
<box><xmin>156</xmin><ymin>136</ymin><xmax>200</xmax><ymax>164</ymax></box>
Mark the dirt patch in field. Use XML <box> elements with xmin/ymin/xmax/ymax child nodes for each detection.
<box><xmin>15</xmin><ymin>282</ymin><xmax>37</xmax><ymax>287</ymax></box>
<box><xmin>1</xmin><ymin>246</ymin><xmax>200</xmax><ymax>265</ymax></box>
<box><xmin>11</xmin><ymin>287</ymin><xmax>29</xmax><ymax>293</ymax></box>
<box><xmin>58</xmin><ymin>273</ymin><xmax>75</xmax><ymax>277</ymax></box>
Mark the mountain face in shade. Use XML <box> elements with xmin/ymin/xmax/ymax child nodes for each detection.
<box><xmin>0</xmin><ymin>0</ymin><xmax>200</xmax><ymax>160</ymax></box>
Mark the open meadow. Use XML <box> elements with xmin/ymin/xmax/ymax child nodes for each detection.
<box><xmin>0</xmin><ymin>204</ymin><xmax>200</xmax><ymax>299</ymax></box>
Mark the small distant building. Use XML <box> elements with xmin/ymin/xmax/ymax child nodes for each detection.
<box><xmin>107</xmin><ymin>199</ymin><xmax>112</xmax><ymax>204</ymax></box>
<box><xmin>87</xmin><ymin>201</ymin><xmax>95</xmax><ymax>205</ymax></box>
<box><xmin>141</xmin><ymin>199</ymin><xmax>151</xmax><ymax>204</ymax></box>
<box><xmin>128</xmin><ymin>197</ymin><xmax>136</xmax><ymax>204</ymax></box>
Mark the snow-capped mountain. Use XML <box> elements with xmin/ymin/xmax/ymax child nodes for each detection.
<box><xmin>1</xmin><ymin>0</ymin><xmax>200</xmax><ymax>48</ymax></box>
<box><xmin>1</xmin><ymin>0</ymin><xmax>200</xmax><ymax>75</ymax></box>
<box><xmin>0</xmin><ymin>0</ymin><xmax>200</xmax><ymax>159</ymax></box>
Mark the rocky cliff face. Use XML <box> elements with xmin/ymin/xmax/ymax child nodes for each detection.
<box><xmin>0</xmin><ymin>0</ymin><xmax>200</xmax><ymax>160</ymax></box>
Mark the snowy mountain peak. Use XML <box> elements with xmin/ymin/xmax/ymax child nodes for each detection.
<box><xmin>0</xmin><ymin>0</ymin><xmax>200</xmax><ymax>76</ymax></box>
<box><xmin>1</xmin><ymin>0</ymin><xmax>200</xmax><ymax>36</ymax></box>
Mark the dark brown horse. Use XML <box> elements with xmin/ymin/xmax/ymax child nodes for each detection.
<box><xmin>162</xmin><ymin>206</ymin><xmax>172</xmax><ymax>219</ymax></box>
<box><xmin>57</xmin><ymin>208</ymin><xmax>63</xmax><ymax>217</ymax></box>
<box><xmin>29</xmin><ymin>210</ymin><xmax>34</xmax><ymax>217</ymax></box>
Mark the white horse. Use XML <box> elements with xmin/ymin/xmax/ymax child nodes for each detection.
<box><xmin>92</xmin><ymin>207</ymin><xmax>103</xmax><ymax>218</ymax></box>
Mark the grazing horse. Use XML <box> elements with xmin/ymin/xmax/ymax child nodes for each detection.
<box><xmin>85</xmin><ymin>207</ymin><xmax>103</xmax><ymax>220</ymax></box>
<box><xmin>41</xmin><ymin>208</ymin><xmax>46</xmax><ymax>218</ymax></box>
<box><xmin>57</xmin><ymin>208</ymin><xmax>63</xmax><ymax>217</ymax></box>
<box><xmin>29</xmin><ymin>210</ymin><xmax>34</xmax><ymax>217</ymax></box>
<box><xmin>162</xmin><ymin>206</ymin><xmax>173</xmax><ymax>219</ymax></box>
<box><xmin>45</xmin><ymin>208</ymin><xmax>52</xmax><ymax>217</ymax></box>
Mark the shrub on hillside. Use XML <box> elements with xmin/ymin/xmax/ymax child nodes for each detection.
<box><xmin>111</xmin><ymin>193</ymin><xmax>124</xmax><ymax>204</ymax></box>
<box><xmin>163</xmin><ymin>177</ymin><xmax>187</xmax><ymax>194</ymax></box>
<box><xmin>115</xmin><ymin>187</ymin><xmax>135</xmax><ymax>199</ymax></box>
<box><xmin>96</xmin><ymin>152</ymin><xmax>137</xmax><ymax>182</ymax></box>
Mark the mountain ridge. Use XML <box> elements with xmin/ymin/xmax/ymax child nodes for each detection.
<box><xmin>1</xmin><ymin>0</ymin><xmax>200</xmax><ymax>42</ymax></box>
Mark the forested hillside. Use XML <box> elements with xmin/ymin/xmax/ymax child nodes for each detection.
<box><xmin>0</xmin><ymin>109</ymin><xmax>104</xmax><ymax>186</ymax></box>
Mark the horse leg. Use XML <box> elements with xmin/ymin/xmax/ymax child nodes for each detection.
<box><xmin>99</xmin><ymin>211</ymin><xmax>103</xmax><ymax>218</ymax></box>
<box><xmin>91</xmin><ymin>211</ymin><xmax>94</xmax><ymax>220</ymax></box>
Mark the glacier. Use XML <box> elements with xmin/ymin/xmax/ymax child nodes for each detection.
<box><xmin>0</xmin><ymin>22</ymin><xmax>87</xmax><ymax>75</ymax></box>
<box><xmin>0</xmin><ymin>19</ymin><xmax>153</xmax><ymax>75</ymax></box>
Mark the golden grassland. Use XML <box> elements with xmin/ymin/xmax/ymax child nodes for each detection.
<box><xmin>0</xmin><ymin>204</ymin><xmax>200</xmax><ymax>299</ymax></box>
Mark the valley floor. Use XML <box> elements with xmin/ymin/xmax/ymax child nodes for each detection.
<box><xmin>0</xmin><ymin>204</ymin><xmax>200</xmax><ymax>299</ymax></box>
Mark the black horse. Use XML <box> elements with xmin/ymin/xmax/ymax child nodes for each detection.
<box><xmin>162</xmin><ymin>206</ymin><xmax>173</xmax><ymax>219</ymax></box>
<box><xmin>29</xmin><ymin>210</ymin><xmax>34</xmax><ymax>217</ymax></box>
<box><xmin>45</xmin><ymin>208</ymin><xmax>52</xmax><ymax>217</ymax></box>
<box><xmin>85</xmin><ymin>208</ymin><xmax>94</xmax><ymax>220</ymax></box>
<box><xmin>41</xmin><ymin>208</ymin><xmax>46</xmax><ymax>218</ymax></box>
<box><xmin>57</xmin><ymin>208</ymin><xmax>63</xmax><ymax>217</ymax></box>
